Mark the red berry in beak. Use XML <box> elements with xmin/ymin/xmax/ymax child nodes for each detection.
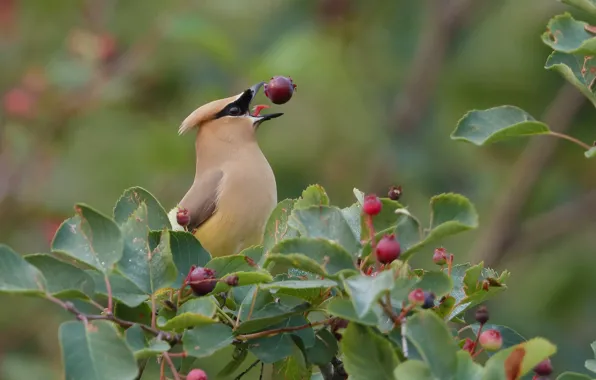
<box><xmin>533</xmin><ymin>358</ymin><xmax>553</xmax><ymax>376</ymax></box>
<box><xmin>176</xmin><ymin>207</ymin><xmax>190</xmax><ymax>227</ymax></box>
<box><xmin>188</xmin><ymin>267</ymin><xmax>217</xmax><ymax>296</ymax></box>
<box><xmin>264</xmin><ymin>76</ymin><xmax>296</xmax><ymax>105</ymax></box>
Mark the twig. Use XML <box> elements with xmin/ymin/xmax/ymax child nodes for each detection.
<box><xmin>472</xmin><ymin>84</ymin><xmax>586</xmax><ymax>266</ymax></box>
<box><xmin>104</xmin><ymin>273</ymin><xmax>113</xmax><ymax>314</ymax></box>
<box><xmin>151</xmin><ymin>294</ymin><xmax>157</xmax><ymax>330</ymax></box>
<box><xmin>379</xmin><ymin>299</ymin><xmax>401</xmax><ymax>326</ymax></box>
<box><xmin>162</xmin><ymin>352</ymin><xmax>181</xmax><ymax>380</ymax></box>
<box><xmin>236</xmin><ymin>318</ymin><xmax>335</xmax><ymax>341</ymax></box>
<box><xmin>234</xmin><ymin>359</ymin><xmax>261</xmax><ymax>380</ymax></box>
<box><xmin>45</xmin><ymin>294</ymin><xmax>181</xmax><ymax>344</ymax></box>
<box><xmin>548</xmin><ymin>131</ymin><xmax>592</xmax><ymax>150</ymax></box>
<box><xmin>246</xmin><ymin>286</ymin><xmax>259</xmax><ymax>322</ymax></box>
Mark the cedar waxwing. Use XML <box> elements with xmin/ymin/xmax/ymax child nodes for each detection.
<box><xmin>168</xmin><ymin>82</ymin><xmax>283</xmax><ymax>258</ymax></box>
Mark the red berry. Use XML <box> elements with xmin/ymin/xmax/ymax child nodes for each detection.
<box><xmin>462</xmin><ymin>338</ymin><xmax>475</xmax><ymax>354</ymax></box>
<box><xmin>475</xmin><ymin>306</ymin><xmax>489</xmax><ymax>324</ymax></box>
<box><xmin>3</xmin><ymin>87</ymin><xmax>35</xmax><ymax>118</ymax></box>
<box><xmin>188</xmin><ymin>267</ymin><xmax>217</xmax><ymax>296</ymax></box>
<box><xmin>264</xmin><ymin>76</ymin><xmax>296</xmax><ymax>105</ymax></box>
<box><xmin>433</xmin><ymin>247</ymin><xmax>448</xmax><ymax>266</ymax></box>
<box><xmin>225</xmin><ymin>274</ymin><xmax>239</xmax><ymax>287</ymax></box>
<box><xmin>387</xmin><ymin>185</ymin><xmax>402</xmax><ymax>201</ymax></box>
<box><xmin>363</xmin><ymin>194</ymin><xmax>382</xmax><ymax>216</ymax></box>
<box><xmin>479</xmin><ymin>329</ymin><xmax>503</xmax><ymax>351</ymax></box>
<box><xmin>408</xmin><ymin>288</ymin><xmax>425</xmax><ymax>306</ymax></box>
<box><xmin>187</xmin><ymin>368</ymin><xmax>208</xmax><ymax>380</ymax></box>
<box><xmin>376</xmin><ymin>234</ymin><xmax>401</xmax><ymax>264</ymax></box>
<box><xmin>534</xmin><ymin>358</ymin><xmax>553</xmax><ymax>376</ymax></box>
<box><xmin>176</xmin><ymin>208</ymin><xmax>190</xmax><ymax>227</ymax></box>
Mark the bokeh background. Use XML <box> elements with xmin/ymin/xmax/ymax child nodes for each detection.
<box><xmin>1</xmin><ymin>0</ymin><xmax>596</xmax><ymax>378</ymax></box>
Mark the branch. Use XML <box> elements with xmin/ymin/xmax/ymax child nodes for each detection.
<box><xmin>235</xmin><ymin>318</ymin><xmax>336</xmax><ymax>341</ymax></box>
<box><xmin>45</xmin><ymin>294</ymin><xmax>181</xmax><ymax>345</ymax></box>
<box><xmin>471</xmin><ymin>83</ymin><xmax>586</xmax><ymax>266</ymax></box>
<box><xmin>162</xmin><ymin>352</ymin><xmax>181</xmax><ymax>380</ymax></box>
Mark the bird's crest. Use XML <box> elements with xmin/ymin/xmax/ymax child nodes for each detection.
<box><xmin>178</xmin><ymin>93</ymin><xmax>242</xmax><ymax>135</ymax></box>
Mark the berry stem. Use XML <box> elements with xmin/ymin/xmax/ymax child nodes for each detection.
<box><xmin>216</xmin><ymin>303</ymin><xmax>236</xmax><ymax>326</ymax></box>
<box><xmin>233</xmin><ymin>359</ymin><xmax>261</xmax><ymax>380</ymax></box>
<box><xmin>447</xmin><ymin>254</ymin><xmax>454</xmax><ymax>277</ymax></box>
<box><xmin>236</xmin><ymin>318</ymin><xmax>335</xmax><ymax>341</ymax></box>
<box><xmin>159</xmin><ymin>355</ymin><xmax>166</xmax><ymax>380</ymax></box>
<box><xmin>246</xmin><ymin>286</ymin><xmax>259</xmax><ymax>322</ymax></box>
<box><xmin>365</xmin><ymin>214</ymin><xmax>380</xmax><ymax>271</ymax></box>
<box><xmin>471</xmin><ymin>348</ymin><xmax>484</xmax><ymax>359</ymax></box>
<box><xmin>103</xmin><ymin>273</ymin><xmax>113</xmax><ymax>314</ymax></box>
<box><xmin>151</xmin><ymin>293</ymin><xmax>157</xmax><ymax>330</ymax></box>
<box><xmin>162</xmin><ymin>352</ymin><xmax>181</xmax><ymax>380</ymax></box>
<box><xmin>472</xmin><ymin>323</ymin><xmax>484</xmax><ymax>355</ymax></box>
<box><xmin>548</xmin><ymin>131</ymin><xmax>592</xmax><ymax>150</ymax></box>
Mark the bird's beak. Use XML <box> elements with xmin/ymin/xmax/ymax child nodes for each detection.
<box><xmin>242</xmin><ymin>82</ymin><xmax>283</xmax><ymax>127</ymax></box>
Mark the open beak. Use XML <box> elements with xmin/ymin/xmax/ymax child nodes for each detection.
<box><xmin>242</xmin><ymin>82</ymin><xmax>283</xmax><ymax>126</ymax></box>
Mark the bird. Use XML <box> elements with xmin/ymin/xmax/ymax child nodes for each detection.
<box><xmin>168</xmin><ymin>82</ymin><xmax>283</xmax><ymax>258</ymax></box>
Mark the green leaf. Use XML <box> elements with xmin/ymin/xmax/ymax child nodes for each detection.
<box><xmin>265</xmin><ymin>254</ymin><xmax>330</xmax><ymax>278</ymax></box>
<box><xmin>455</xmin><ymin>350</ymin><xmax>484</xmax><ymax>379</ymax></box>
<box><xmin>542</xmin><ymin>13</ymin><xmax>596</xmax><ymax>54</ymax></box>
<box><xmin>545</xmin><ymin>51</ymin><xmax>596</xmax><ymax>107</ymax></box>
<box><xmin>341</xmin><ymin>203</ymin><xmax>362</xmax><ymax>241</ymax></box>
<box><xmin>248</xmin><ymin>316</ymin><xmax>313</xmax><ymax>364</ymax></box>
<box><xmin>267</xmin><ymin>238</ymin><xmax>356</xmax><ymax>276</ymax></box>
<box><xmin>585</xmin><ymin>146</ymin><xmax>596</xmax><ymax>158</ymax></box>
<box><xmin>294</xmin><ymin>184</ymin><xmax>330</xmax><ymax>209</ymax></box>
<box><xmin>115</xmin><ymin>302</ymin><xmax>152</xmax><ymax>325</ymax></box>
<box><xmin>406</xmin><ymin>310</ymin><xmax>458</xmax><ymax>379</ymax></box>
<box><xmin>401</xmin><ymin>194</ymin><xmax>478</xmax><ymax>261</ymax></box>
<box><xmin>206</xmin><ymin>255</ymin><xmax>256</xmax><ymax>277</ymax></box>
<box><xmin>482</xmin><ymin>338</ymin><xmax>556</xmax><ymax>380</ymax></box>
<box><xmin>463</xmin><ymin>262</ymin><xmax>483</xmax><ymax>295</ymax></box>
<box><xmin>117</xmin><ymin>206</ymin><xmax>178</xmax><ymax>294</ymax></box>
<box><xmin>262</xmin><ymin>279</ymin><xmax>338</xmax><ymax>290</ymax></box>
<box><xmin>561</xmin><ymin>0</ymin><xmax>596</xmax><ymax>15</ymax></box>
<box><xmin>113</xmin><ymin>187</ymin><xmax>170</xmax><ymax>229</ymax></box>
<box><xmin>326</xmin><ymin>298</ymin><xmax>378</xmax><ymax>326</ymax></box>
<box><xmin>170</xmin><ymin>231</ymin><xmax>211</xmax><ymax>288</ymax></box>
<box><xmin>213</xmin><ymin>271</ymin><xmax>273</xmax><ymax>293</ymax></box>
<box><xmin>305</xmin><ymin>329</ymin><xmax>339</xmax><ymax>366</ymax></box>
<box><xmin>24</xmin><ymin>254</ymin><xmax>94</xmax><ymax>299</ymax></box>
<box><xmin>344</xmin><ymin>270</ymin><xmax>395</xmax><ymax>318</ymax></box>
<box><xmin>59</xmin><ymin>320</ymin><xmax>138</xmax><ymax>380</ymax></box>
<box><xmin>273</xmin><ymin>341</ymin><xmax>312</xmax><ymax>380</ymax></box>
<box><xmin>451</xmin><ymin>106</ymin><xmax>550</xmax><ymax>146</ymax></box>
<box><xmin>125</xmin><ymin>324</ymin><xmax>169</xmax><ymax>359</ymax></box>
<box><xmin>183</xmin><ymin>323</ymin><xmax>235</xmax><ymax>358</ymax></box>
<box><xmin>341</xmin><ymin>323</ymin><xmax>399</xmax><ymax>380</ymax></box>
<box><xmin>52</xmin><ymin>204</ymin><xmax>123</xmax><ymax>272</ymax></box>
<box><xmin>263</xmin><ymin>199</ymin><xmax>299</xmax><ymax>255</ymax></box>
<box><xmin>585</xmin><ymin>341</ymin><xmax>596</xmax><ymax>373</ymax></box>
<box><xmin>235</xmin><ymin>302</ymin><xmax>311</xmax><ymax>334</ymax></box>
<box><xmin>0</xmin><ymin>245</ymin><xmax>46</xmax><ymax>295</ymax></box>
<box><xmin>394</xmin><ymin>209</ymin><xmax>423</xmax><ymax>253</ymax></box>
<box><xmin>360</xmin><ymin>198</ymin><xmax>404</xmax><ymax>240</ymax></box>
<box><xmin>289</xmin><ymin>206</ymin><xmax>361</xmax><ymax>255</ymax></box>
<box><xmin>471</xmin><ymin>324</ymin><xmax>526</xmax><ymax>356</ymax></box>
<box><xmin>394</xmin><ymin>360</ymin><xmax>433</xmax><ymax>380</ymax></box>
<box><xmin>158</xmin><ymin>297</ymin><xmax>217</xmax><ymax>330</ymax></box>
<box><xmin>416</xmin><ymin>270</ymin><xmax>453</xmax><ymax>298</ymax></box>
<box><xmin>557</xmin><ymin>372</ymin><xmax>594</xmax><ymax>380</ymax></box>
<box><xmin>87</xmin><ymin>271</ymin><xmax>148</xmax><ymax>307</ymax></box>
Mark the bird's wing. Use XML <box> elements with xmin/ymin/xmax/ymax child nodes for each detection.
<box><xmin>176</xmin><ymin>170</ymin><xmax>224</xmax><ymax>230</ymax></box>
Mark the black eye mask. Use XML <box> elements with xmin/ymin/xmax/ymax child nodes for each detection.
<box><xmin>214</xmin><ymin>88</ymin><xmax>253</xmax><ymax>119</ymax></box>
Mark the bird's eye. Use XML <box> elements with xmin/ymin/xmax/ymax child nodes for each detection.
<box><xmin>228</xmin><ymin>106</ymin><xmax>242</xmax><ymax>116</ymax></box>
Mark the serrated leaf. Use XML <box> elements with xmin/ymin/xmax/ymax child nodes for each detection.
<box><xmin>87</xmin><ymin>270</ymin><xmax>148</xmax><ymax>307</ymax></box>
<box><xmin>546</xmin><ymin>51</ymin><xmax>596</xmax><ymax>107</ymax></box>
<box><xmin>113</xmin><ymin>187</ymin><xmax>170</xmax><ymax>229</ymax></box>
<box><xmin>273</xmin><ymin>341</ymin><xmax>312</xmax><ymax>380</ymax></box>
<box><xmin>463</xmin><ymin>262</ymin><xmax>483</xmax><ymax>295</ymax></box>
<box><xmin>542</xmin><ymin>13</ymin><xmax>596</xmax><ymax>54</ymax></box>
<box><xmin>585</xmin><ymin>146</ymin><xmax>596</xmax><ymax>158</ymax></box>
<box><xmin>406</xmin><ymin>310</ymin><xmax>458</xmax><ymax>379</ymax></box>
<box><xmin>125</xmin><ymin>324</ymin><xmax>169</xmax><ymax>359</ymax></box>
<box><xmin>557</xmin><ymin>372</ymin><xmax>594</xmax><ymax>380</ymax></box>
<box><xmin>117</xmin><ymin>204</ymin><xmax>178</xmax><ymax>294</ymax></box>
<box><xmin>394</xmin><ymin>209</ymin><xmax>423</xmax><ymax>252</ymax></box>
<box><xmin>305</xmin><ymin>329</ymin><xmax>339</xmax><ymax>366</ymax></box>
<box><xmin>158</xmin><ymin>297</ymin><xmax>217</xmax><ymax>330</ymax></box>
<box><xmin>170</xmin><ymin>231</ymin><xmax>211</xmax><ymax>288</ymax></box>
<box><xmin>326</xmin><ymin>298</ymin><xmax>378</xmax><ymax>326</ymax></box>
<box><xmin>263</xmin><ymin>277</ymin><xmax>335</xmax><ymax>303</ymax></box>
<box><xmin>451</xmin><ymin>106</ymin><xmax>550</xmax><ymax>146</ymax></box>
<box><xmin>52</xmin><ymin>204</ymin><xmax>123</xmax><ymax>272</ymax></box>
<box><xmin>341</xmin><ymin>203</ymin><xmax>362</xmax><ymax>240</ymax></box>
<box><xmin>267</xmin><ymin>238</ymin><xmax>356</xmax><ymax>276</ymax></box>
<box><xmin>344</xmin><ymin>270</ymin><xmax>395</xmax><ymax>318</ymax></box>
<box><xmin>294</xmin><ymin>185</ymin><xmax>330</xmax><ymax>209</ymax></box>
<box><xmin>265</xmin><ymin>254</ymin><xmax>330</xmax><ymax>278</ymax></box>
<box><xmin>206</xmin><ymin>255</ymin><xmax>256</xmax><ymax>277</ymax></box>
<box><xmin>341</xmin><ymin>323</ymin><xmax>399</xmax><ymax>380</ymax></box>
<box><xmin>561</xmin><ymin>0</ymin><xmax>596</xmax><ymax>16</ymax></box>
<box><xmin>394</xmin><ymin>360</ymin><xmax>433</xmax><ymax>380</ymax></box>
<box><xmin>213</xmin><ymin>271</ymin><xmax>273</xmax><ymax>293</ymax></box>
<box><xmin>289</xmin><ymin>206</ymin><xmax>361</xmax><ymax>255</ymax></box>
<box><xmin>416</xmin><ymin>270</ymin><xmax>453</xmax><ymax>298</ymax></box>
<box><xmin>263</xmin><ymin>199</ymin><xmax>299</xmax><ymax>256</ymax></box>
<box><xmin>184</xmin><ymin>323</ymin><xmax>235</xmax><ymax>358</ymax></box>
<box><xmin>262</xmin><ymin>279</ymin><xmax>338</xmax><ymax>290</ymax></box>
<box><xmin>235</xmin><ymin>302</ymin><xmax>311</xmax><ymax>334</ymax></box>
<box><xmin>0</xmin><ymin>245</ymin><xmax>46</xmax><ymax>295</ymax></box>
<box><xmin>24</xmin><ymin>254</ymin><xmax>94</xmax><ymax>299</ymax></box>
<box><xmin>471</xmin><ymin>324</ymin><xmax>526</xmax><ymax>357</ymax></box>
<box><xmin>59</xmin><ymin>320</ymin><xmax>138</xmax><ymax>380</ymax></box>
<box><xmin>482</xmin><ymin>338</ymin><xmax>556</xmax><ymax>380</ymax></box>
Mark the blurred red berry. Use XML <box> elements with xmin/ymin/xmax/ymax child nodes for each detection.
<box><xmin>408</xmin><ymin>288</ymin><xmax>425</xmax><ymax>306</ymax></box>
<box><xmin>264</xmin><ymin>76</ymin><xmax>296</xmax><ymax>105</ymax></box>
<box><xmin>363</xmin><ymin>194</ymin><xmax>382</xmax><ymax>216</ymax></box>
<box><xmin>534</xmin><ymin>358</ymin><xmax>553</xmax><ymax>376</ymax></box>
<box><xmin>479</xmin><ymin>329</ymin><xmax>503</xmax><ymax>351</ymax></box>
<box><xmin>462</xmin><ymin>338</ymin><xmax>475</xmax><ymax>354</ymax></box>
<box><xmin>433</xmin><ymin>247</ymin><xmax>448</xmax><ymax>266</ymax></box>
<box><xmin>387</xmin><ymin>185</ymin><xmax>402</xmax><ymax>201</ymax></box>
<box><xmin>376</xmin><ymin>234</ymin><xmax>401</xmax><ymax>264</ymax></box>
<box><xmin>475</xmin><ymin>306</ymin><xmax>489</xmax><ymax>324</ymax></box>
<box><xmin>187</xmin><ymin>368</ymin><xmax>208</xmax><ymax>380</ymax></box>
<box><xmin>176</xmin><ymin>208</ymin><xmax>190</xmax><ymax>227</ymax></box>
<box><xmin>3</xmin><ymin>87</ymin><xmax>36</xmax><ymax>118</ymax></box>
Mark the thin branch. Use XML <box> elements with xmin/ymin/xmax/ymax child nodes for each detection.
<box><xmin>379</xmin><ymin>299</ymin><xmax>401</xmax><ymax>326</ymax></box>
<box><xmin>472</xmin><ymin>83</ymin><xmax>586</xmax><ymax>266</ymax></box>
<box><xmin>104</xmin><ymin>273</ymin><xmax>113</xmax><ymax>314</ymax></box>
<box><xmin>236</xmin><ymin>318</ymin><xmax>335</xmax><ymax>341</ymax></box>
<box><xmin>162</xmin><ymin>352</ymin><xmax>181</xmax><ymax>380</ymax></box>
<box><xmin>548</xmin><ymin>131</ymin><xmax>592</xmax><ymax>150</ymax></box>
<box><xmin>234</xmin><ymin>359</ymin><xmax>261</xmax><ymax>380</ymax></box>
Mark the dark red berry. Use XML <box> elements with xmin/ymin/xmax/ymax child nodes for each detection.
<box><xmin>225</xmin><ymin>275</ymin><xmax>239</xmax><ymax>287</ymax></box>
<box><xmin>188</xmin><ymin>267</ymin><xmax>217</xmax><ymax>296</ymax></box>
<box><xmin>534</xmin><ymin>358</ymin><xmax>553</xmax><ymax>376</ymax></box>
<box><xmin>362</xmin><ymin>194</ymin><xmax>382</xmax><ymax>216</ymax></box>
<box><xmin>331</xmin><ymin>318</ymin><xmax>349</xmax><ymax>332</ymax></box>
<box><xmin>376</xmin><ymin>234</ymin><xmax>401</xmax><ymax>264</ymax></box>
<box><xmin>479</xmin><ymin>329</ymin><xmax>503</xmax><ymax>351</ymax></box>
<box><xmin>462</xmin><ymin>338</ymin><xmax>475</xmax><ymax>354</ymax></box>
<box><xmin>422</xmin><ymin>291</ymin><xmax>435</xmax><ymax>309</ymax></box>
<box><xmin>408</xmin><ymin>288</ymin><xmax>425</xmax><ymax>306</ymax></box>
<box><xmin>187</xmin><ymin>368</ymin><xmax>208</xmax><ymax>380</ymax></box>
<box><xmin>475</xmin><ymin>305</ymin><xmax>489</xmax><ymax>325</ymax></box>
<box><xmin>387</xmin><ymin>185</ymin><xmax>402</xmax><ymax>201</ymax></box>
<box><xmin>176</xmin><ymin>207</ymin><xmax>190</xmax><ymax>227</ymax></box>
<box><xmin>433</xmin><ymin>247</ymin><xmax>448</xmax><ymax>266</ymax></box>
<box><xmin>264</xmin><ymin>76</ymin><xmax>296</xmax><ymax>105</ymax></box>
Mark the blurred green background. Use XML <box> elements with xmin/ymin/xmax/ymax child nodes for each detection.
<box><xmin>1</xmin><ymin>0</ymin><xmax>595</xmax><ymax>378</ymax></box>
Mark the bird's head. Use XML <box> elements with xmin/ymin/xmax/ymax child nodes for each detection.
<box><xmin>178</xmin><ymin>82</ymin><xmax>283</xmax><ymax>141</ymax></box>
